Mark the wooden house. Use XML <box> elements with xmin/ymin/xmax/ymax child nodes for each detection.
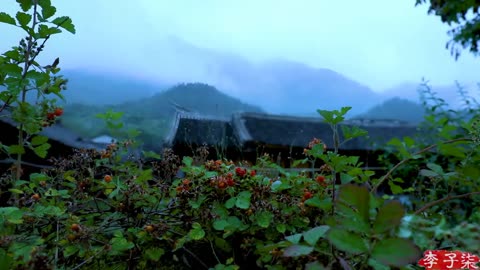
<box><xmin>0</xmin><ymin>110</ymin><xmax>108</xmax><ymax>176</ymax></box>
<box><xmin>163</xmin><ymin>111</ymin><xmax>419</xmax><ymax>172</ymax></box>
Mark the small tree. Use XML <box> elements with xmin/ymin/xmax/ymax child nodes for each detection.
<box><xmin>416</xmin><ymin>0</ymin><xmax>480</xmax><ymax>59</ymax></box>
<box><xmin>0</xmin><ymin>0</ymin><xmax>75</xmax><ymax>180</ymax></box>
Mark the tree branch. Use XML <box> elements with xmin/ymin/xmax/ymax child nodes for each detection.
<box><xmin>413</xmin><ymin>191</ymin><xmax>480</xmax><ymax>215</ymax></box>
<box><xmin>371</xmin><ymin>137</ymin><xmax>471</xmax><ymax>194</ymax></box>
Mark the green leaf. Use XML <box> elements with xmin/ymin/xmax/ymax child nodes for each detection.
<box><xmin>282</xmin><ymin>244</ymin><xmax>314</xmax><ymax>257</ymax></box>
<box><xmin>189</xmin><ymin>195</ymin><xmax>207</xmax><ymax>209</ymax></box>
<box><xmin>276</xmin><ymin>224</ymin><xmax>287</xmax><ymax>233</ymax></box>
<box><xmin>426</xmin><ymin>163</ymin><xmax>443</xmax><ymax>174</ymax></box>
<box><xmin>136</xmin><ymin>169</ymin><xmax>153</xmax><ymax>183</ymax></box>
<box><xmin>1</xmin><ymin>63</ymin><xmax>22</xmax><ymax>75</ymax></box>
<box><xmin>235</xmin><ymin>191</ymin><xmax>251</xmax><ymax>209</ymax></box>
<box><xmin>33</xmin><ymin>143</ymin><xmax>50</xmax><ymax>158</ymax></box>
<box><xmin>15</xmin><ymin>12</ymin><xmax>31</xmax><ymax>26</ymax></box>
<box><xmin>0</xmin><ymin>12</ymin><xmax>16</xmax><ymax>25</ymax></box>
<box><xmin>285</xmin><ymin>233</ymin><xmax>302</xmax><ymax>244</ymax></box>
<box><xmin>292</xmin><ymin>158</ymin><xmax>308</xmax><ymax>167</ymax></box>
<box><xmin>63</xmin><ymin>245</ymin><xmax>79</xmax><ymax>257</ymax></box>
<box><xmin>31</xmin><ymin>135</ymin><xmax>49</xmax><ymax>146</ymax></box>
<box><xmin>342</xmin><ymin>125</ymin><xmax>368</xmax><ymax>140</ymax></box>
<box><xmin>336</xmin><ymin>184</ymin><xmax>370</xmax><ymax>232</ymax></box>
<box><xmin>373</xmin><ymin>201</ymin><xmax>405</xmax><ymax>234</ymax></box>
<box><xmin>30</xmin><ymin>173</ymin><xmax>48</xmax><ymax>182</ymax></box>
<box><xmin>0</xmin><ymin>248</ymin><xmax>14</xmax><ymax>270</ymax></box>
<box><xmin>326</xmin><ymin>227</ymin><xmax>368</xmax><ymax>254</ymax></box>
<box><xmin>182</xmin><ymin>156</ymin><xmax>193</xmax><ymax>167</ymax></box>
<box><xmin>0</xmin><ymin>207</ymin><xmax>23</xmax><ymax>224</ymax></box>
<box><xmin>367</xmin><ymin>259</ymin><xmax>390</xmax><ymax>270</ymax></box>
<box><xmin>438</xmin><ymin>143</ymin><xmax>466</xmax><ymax>158</ymax></box>
<box><xmin>142</xmin><ymin>150</ymin><xmax>161</xmax><ymax>159</ymax></box>
<box><xmin>225</xmin><ymin>197</ymin><xmax>236</xmax><ymax>209</ymax></box>
<box><xmin>304</xmin><ymin>197</ymin><xmax>332</xmax><ymax>211</ymax></box>
<box><xmin>419</xmin><ymin>169</ymin><xmax>438</xmax><ymax>178</ymax></box>
<box><xmin>38</xmin><ymin>24</ymin><xmax>62</xmax><ymax>38</ymax></box>
<box><xmin>3</xmin><ymin>50</ymin><xmax>20</xmax><ymax>61</ymax></box>
<box><xmin>8</xmin><ymin>144</ymin><xmax>25</xmax><ymax>155</ymax></box>
<box><xmin>213</xmin><ymin>219</ymin><xmax>229</xmax><ymax>231</ymax></box>
<box><xmin>110</xmin><ymin>233</ymin><xmax>134</xmax><ymax>254</ymax></box>
<box><xmin>303</xmin><ymin>225</ymin><xmax>329</xmax><ymax>246</ymax></box>
<box><xmin>16</xmin><ymin>0</ymin><xmax>33</xmax><ymax>11</ymax></box>
<box><xmin>388</xmin><ymin>181</ymin><xmax>404</xmax><ymax>194</ymax></box>
<box><xmin>188</xmin><ymin>222</ymin><xmax>205</xmax><ymax>240</ymax></box>
<box><xmin>8</xmin><ymin>189</ymin><xmax>23</xmax><ymax>194</ymax></box>
<box><xmin>371</xmin><ymin>238</ymin><xmax>421</xmax><ymax>267</ymax></box>
<box><xmin>317</xmin><ymin>109</ymin><xmax>335</xmax><ymax>123</ymax></box>
<box><xmin>256</xmin><ymin>211</ymin><xmax>274</xmax><ymax>228</ymax></box>
<box><xmin>40</xmin><ymin>2</ymin><xmax>56</xmax><ymax>19</ymax></box>
<box><xmin>145</xmin><ymin>248</ymin><xmax>164</xmax><ymax>262</ymax></box>
<box><xmin>51</xmin><ymin>16</ymin><xmax>75</xmax><ymax>34</ymax></box>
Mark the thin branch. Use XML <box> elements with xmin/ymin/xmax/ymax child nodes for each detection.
<box><xmin>371</xmin><ymin>137</ymin><xmax>471</xmax><ymax>194</ymax></box>
<box><xmin>210</xmin><ymin>239</ymin><xmax>221</xmax><ymax>265</ymax></box>
<box><xmin>182</xmin><ymin>246</ymin><xmax>209</xmax><ymax>269</ymax></box>
<box><xmin>413</xmin><ymin>191</ymin><xmax>480</xmax><ymax>215</ymax></box>
<box><xmin>71</xmin><ymin>248</ymin><xmax>104</xmax><ymax>270</ymax></box>
<box><xmin>0</xmin><ymin>158</ymin><xmax>53</xmax><ymax>169</ymax></box>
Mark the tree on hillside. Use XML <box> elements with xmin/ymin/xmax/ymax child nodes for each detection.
<box><xmin>416</xmin><ymin>0</ymin><xmax>480</xmax><ymax>59</ymax></box>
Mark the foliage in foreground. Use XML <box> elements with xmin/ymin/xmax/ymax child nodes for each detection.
<box><xmin>0</xmin><ymin>98</ymin><xmax>479</xmax><ymax>269</ymax></box>
<box><xmin>0</xmin><ymin>1</ymin><xmax>479</xmax><ymax>270</ymax></box>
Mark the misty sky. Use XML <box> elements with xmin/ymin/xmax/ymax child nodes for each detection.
<box><xmin>1</xmin><ymin>0</ymin><xmax>479</xmax><ymax>92</ymax></box>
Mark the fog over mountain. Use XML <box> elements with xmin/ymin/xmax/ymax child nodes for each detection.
<box><xmin>58</xmin><ymin>36</ymin><xmax>478</xmax><ymax>117</ymax></box>
<box><xmin>2</xmin><ymin>0</ymin><xmax>477</xmax><ymax>117</ymax></box>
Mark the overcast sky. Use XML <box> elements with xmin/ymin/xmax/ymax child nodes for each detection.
<box><xmin>1</xmin><ymin>0</ymin><xmax>479</xmax><ymax>92</ymax></box>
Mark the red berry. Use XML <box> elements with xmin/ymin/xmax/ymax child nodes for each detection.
<box><xmin>250</xmin><ymin>170</ymin><xmax>256</xmax><ymax>177</ymax></box>
<box><xmin>70</xmin><ymin>223</ymin><xmax>80</xmax><ymax>232</ymax></box>
<box><xmin>316</xmin><ymin>175</ymin><xmax>326</xmax><ymax>185</ymax></box>
<box><xmin>47</xmin><ymin>112</ymin><xmax>55</xmax><ymax>120</ymax></box>
<box><xmin>104</xmin><ymin>175</ymin><xmax>112</xmax><ymax>183</ymax></box>
<box><xmin>54</xmin><ymin>108</ymin><xmax>63</xmax><ymax>116</ymax></box>
<box><xmin>303</xmin><ymin>191</ymin><xmax>313</xmax><ymax>201</ymax></box>
<box><xmin>218</xmin><ymin>181</ymin><xmax>227</xmax><ymax>189</ymax></box>
<box><xmin>226</xmin><ymin>178</ymin><xmax>235</xmax><ymax>187</ymax></box>
<box><xmin>235</xmin><ymin>167</ymin><xmax>246</xmax><ymax>177</ymax></box>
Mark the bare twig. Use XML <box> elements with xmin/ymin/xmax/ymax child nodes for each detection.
<box><xmin>413</xmin><ymin>191</ymin><xmax>480</xmax><ymax>215</ymax></box>
<box><xmin>182</xmin><ymin>246</ymin><xmax>209</xmax><ymax>269</ymax></box>
<box><xmin>210</xmin><ymin>239</ymin><xmax>221</xmax><ymax>265</ymax></box>
<box><xmin>71</xmin><ymin>248</ymin><xmax>104</xmax><ymax>270</ymax></box>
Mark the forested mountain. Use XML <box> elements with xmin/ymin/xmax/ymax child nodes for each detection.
<box><xmin>358</xmin><ymin>97</ymin><xmax>426</xmax><ymax>123</ymax></box>
<box><xmin>61</xmin><ymin>83</ymin><xmax>263</xmax><ymax>148</ymax></box>
<box><xmin>58</xmin><ymin>70</ymin><xmax>169</xmax><ymax>105</ymax></box>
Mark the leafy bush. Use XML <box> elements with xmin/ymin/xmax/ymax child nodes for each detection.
<box><xmin>1</xmin><ymin>1</ymin><xmax>479</xmax><ymax>270</ymax></box>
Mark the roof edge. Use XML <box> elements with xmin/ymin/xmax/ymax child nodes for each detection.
<box><xmin>163</xmin><ymin>111</ymin><xmax>182</xmax><ymax>147</ymax></box>
<box><xmin>231</xmin><ymin>112</ymin><xmax>252</xmax><ymax>143</ymax></box>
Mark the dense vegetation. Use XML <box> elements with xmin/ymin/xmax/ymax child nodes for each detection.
<box><xmin>0</xmin><ymin>1</ymin><xmax>479</xmax><ymax>270</ymax></box>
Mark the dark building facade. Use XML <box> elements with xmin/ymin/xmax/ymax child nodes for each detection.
<box><xmin>0</xmin><ymin>110</ymin><xmax>107</xmax><ymax>175</ymax></box>
<box><xmin>163</xmin><ymin>111</ymin><xmax>419</xmax><ymax>171</ymax></box>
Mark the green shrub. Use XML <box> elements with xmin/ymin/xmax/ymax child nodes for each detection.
<box><xmin>1</xmin><ymin>1</ymin><xmax>479</xmax><ymax>270</ymax></box>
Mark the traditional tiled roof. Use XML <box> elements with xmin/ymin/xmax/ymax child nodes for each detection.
<box><xmin>0</xmin><ymin>110</ymin><xmax>107</xmax><ymax>150</ymax></box>
<box><xmin>163</xmin><ymin>111</ymin><xmax>238</xmax><ymax>147</ymax></box>
<box><xmin>164</xmin><ymin>111</ymin><xmax>419</xmax><ymax>151</ymax></box>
